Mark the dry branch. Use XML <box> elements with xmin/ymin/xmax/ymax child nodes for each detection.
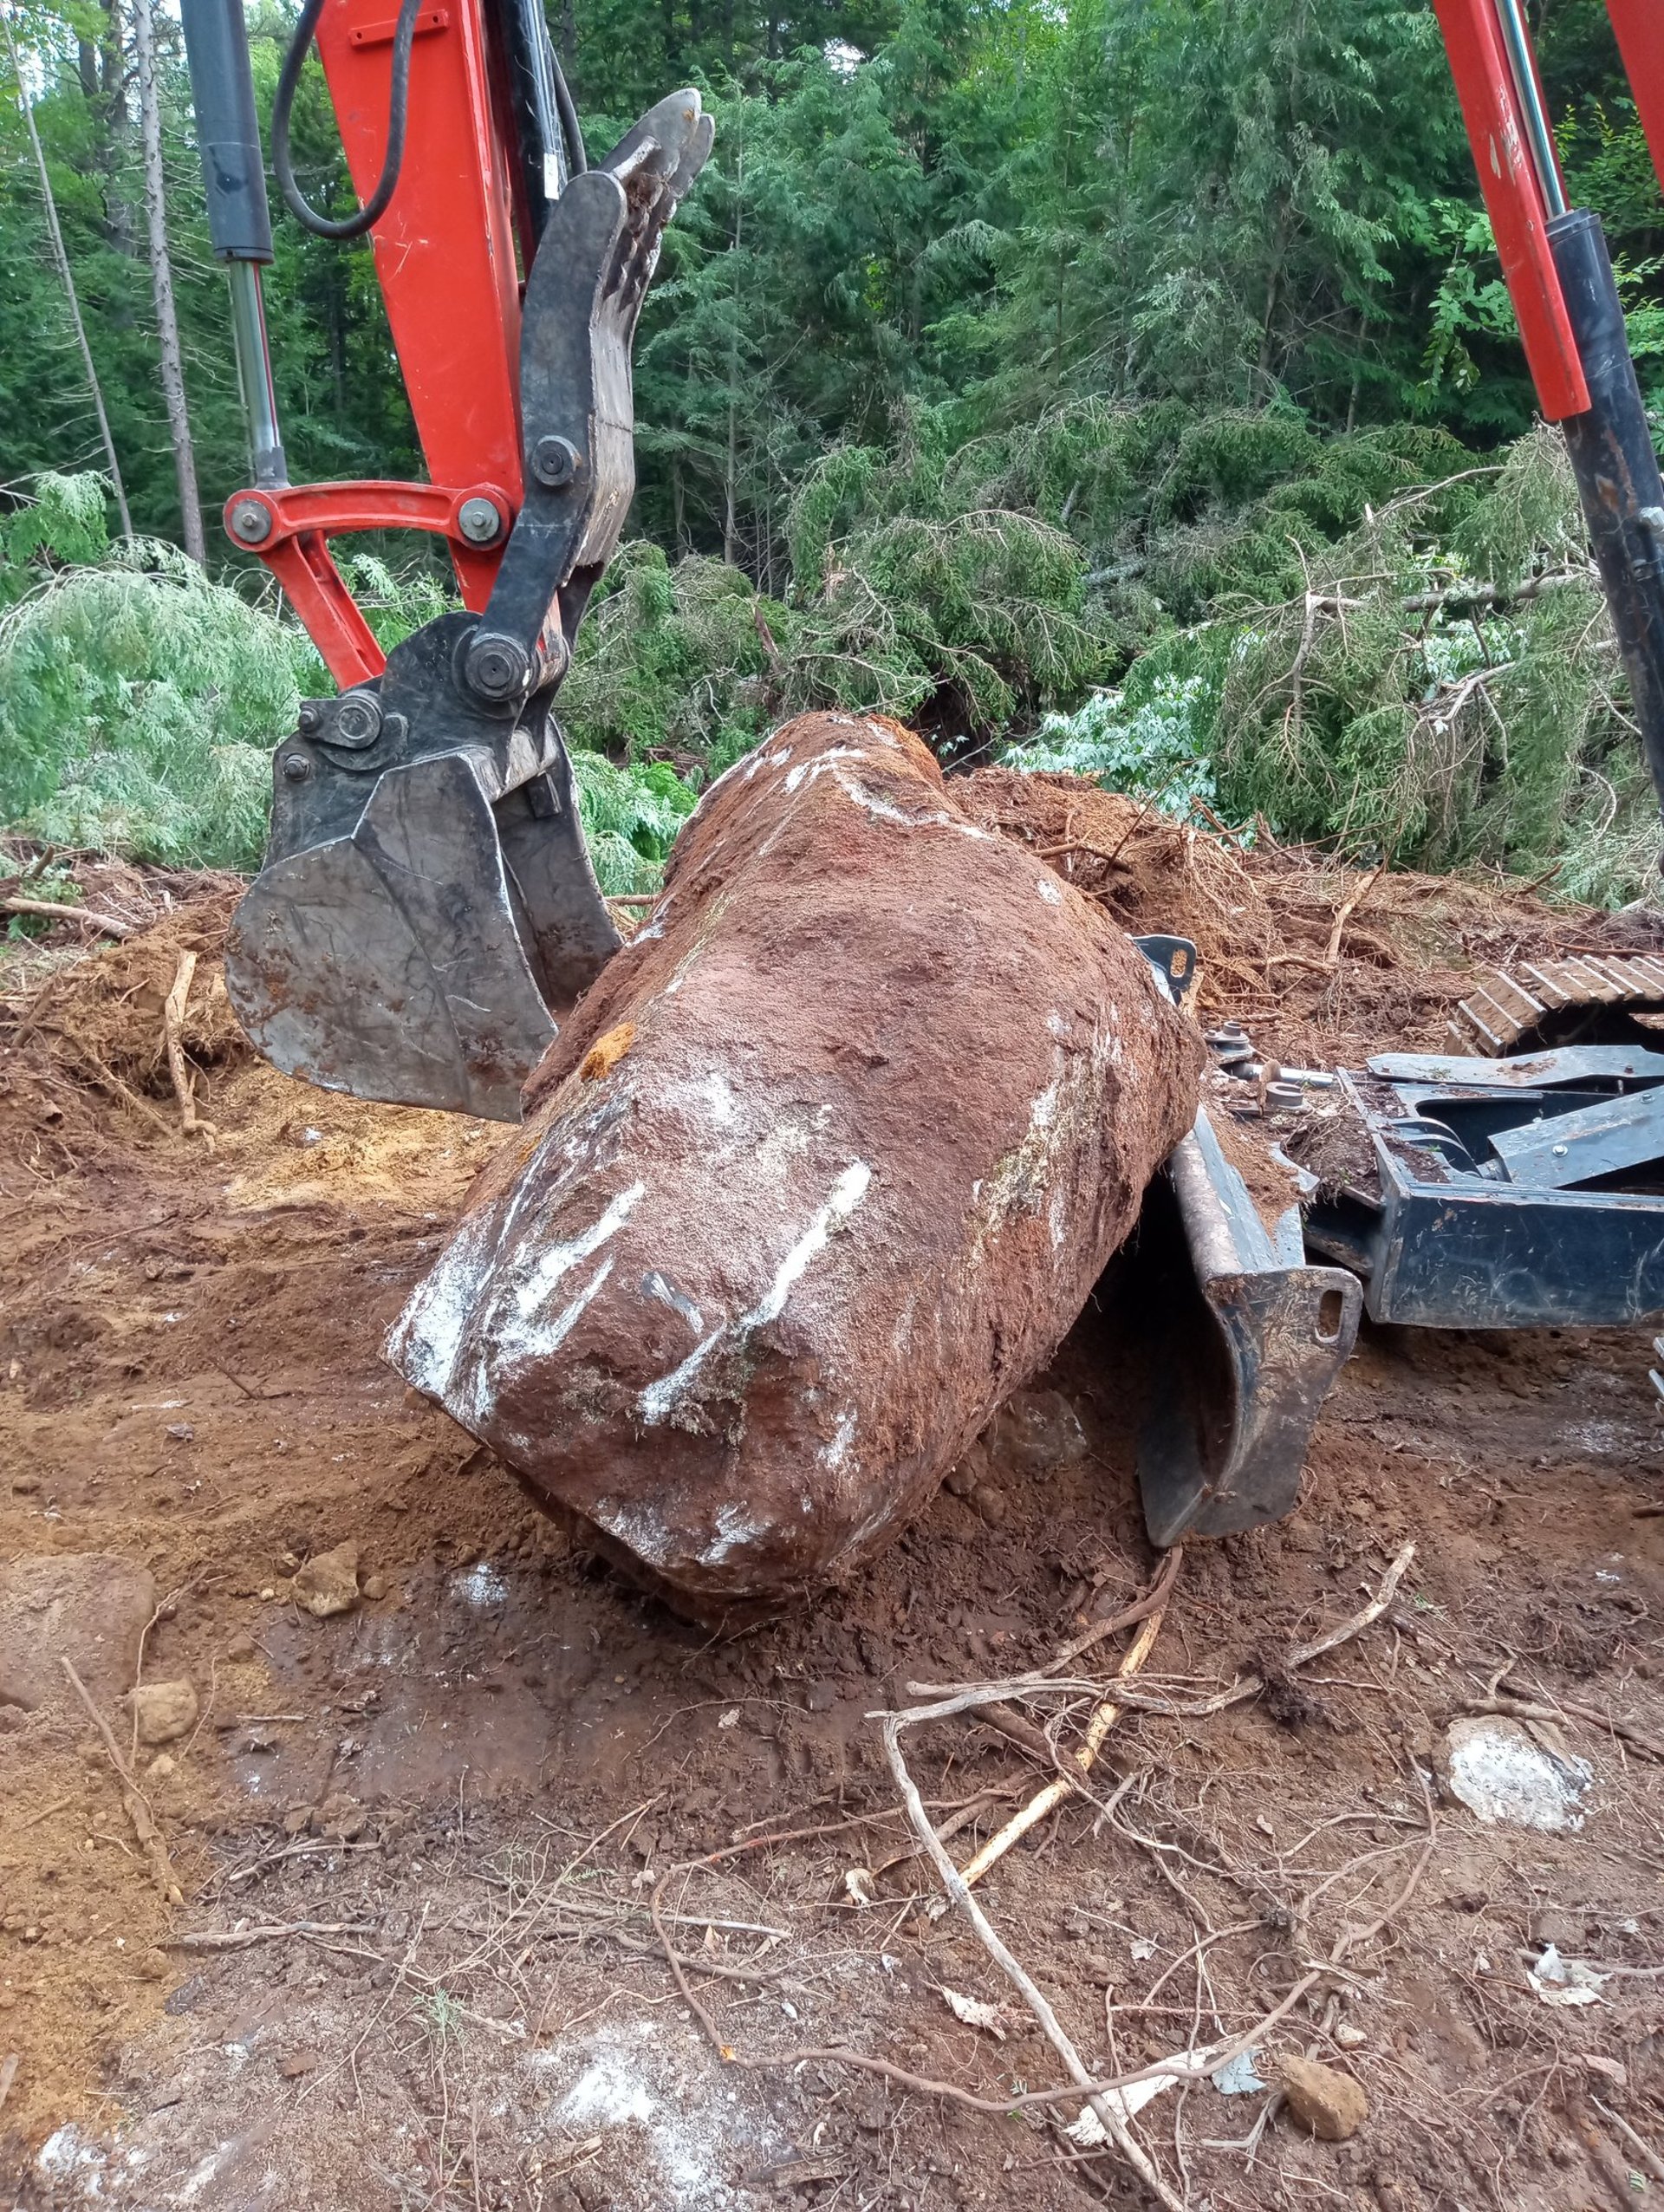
<box><xmin>882</xmin><ymin>1714</ymin><xmax>1186</xmax><ymax>2212</ymax></box>
<box><xmin>957</xmin><ymin>1603</ymin><xmax>1171</xmax><ymax>1890</ymax></box>
<box><xmin>3</xmin><ymin>896</ymin><xmax>132</xmax><ymax>938</ymax></box>
<box><xmin>60</xmin><ymin>1658</ymin><xmax>183</xmax><ymax>1906</ymax></box>
<box><xmin>161</xmin><ymin>950</ymin><xmax>213</xmax><ymax>1138</ymax></box>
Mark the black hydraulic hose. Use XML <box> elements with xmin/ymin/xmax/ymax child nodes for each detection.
<box><xmin>270</xmin><ymin>0</ymin><xmax>422</xmax><ymax>238</ymax></box>
<box><xmin>549</xmin><ymin>42</ymin><xmax>586</xmax><ymax>175</ymax></box>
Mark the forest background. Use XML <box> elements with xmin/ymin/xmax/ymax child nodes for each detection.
<box><xmin>3</xmin><ymin>0</ymin><xmax>1663</xmax><ymax>901</ymax></box>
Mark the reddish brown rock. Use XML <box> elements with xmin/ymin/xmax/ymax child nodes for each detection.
<box><xmin>388</xmin><ymin>712</ymin><xmax>1202</xmax><ymax>1614</ymax></box>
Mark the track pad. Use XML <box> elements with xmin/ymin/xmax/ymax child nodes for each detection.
<box><xmin>226</xmin><ymin>751</ymin><xmax>561</xmax><ymax>1121</ymax></box>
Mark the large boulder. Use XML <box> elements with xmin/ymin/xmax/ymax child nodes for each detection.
<box><xmin>389</xmin><ymin>713</ymin><xmax>1202</xmax><ymax>1614</ymax></box>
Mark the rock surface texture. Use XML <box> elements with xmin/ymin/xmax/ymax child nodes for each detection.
<box><xmin>389</xmin><ymin>713</ymin><xmax>1203</xmax><ymax>1614</ymax></box>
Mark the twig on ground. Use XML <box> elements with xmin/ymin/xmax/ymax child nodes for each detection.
<box><xmin>881</xmin><ymin>1714</ymin><xmax>1186</xmax><ymax>2212</ymax></box>
<box><xmin>1466</xmin><ymin>1686</ymin><xmax>1664</xmax><ymax>1765</ymax></box>
<box><xmin>1050</xmin><ymin>1545</ymin><xmax>1186</xmax><ymax>1671</ymax></box>
<box><xmin>1324</xmin><ymin>860</ymin><xmax>1390</xmax><ymax>967</ymax></box>
<box><xmin>60</xmin><ymin>1658</ymin><xmax>182</xmax><ymax>1905</ymax></box>
<box><xmin>161</xmin><ymin>950</ymin><xmax>213</xmax><ymax>1140</ymax></box>
<box><xmin>956</xmin><ymin>1603</ymin><xmax>1173</xmax><ymax>1890</ymax></box>
<box><xmin>19</xmin><ymin>1796</ymin><xmax>74</xmax><ymax>1830</ymax></box>
<box><xmin>216</xmin><ymin>1837</ymin><xmax>383</xmax><ymax>1888</ymax></box>
<box><xmin>1594</xmin><ymin>2098</ymin><xmax>1664</xmax><ymax>2184</ymax></box>
<box><xmin>166</xmin><ymin>1920</ymin><xmax>376</xmax><ymax>1950</ymax></box>
<box><xmin>907</xmin><ymin>1543</ymin><xmax>1415</xmax><ymax>1724</ymax></box>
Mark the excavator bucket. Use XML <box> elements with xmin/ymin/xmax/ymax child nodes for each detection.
<box><xmin>225</xmin><ymin>705</ymin><xmax>617</xmax><ymax>1122</ymax></box>
<box><xmin>222</xmin><ymin>91</ymin><xmax>714</xmax><ymax>1122</ymax></box>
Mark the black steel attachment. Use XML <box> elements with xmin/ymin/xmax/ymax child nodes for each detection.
<box><xmin>1304</xmin><ymin>1047</ymin><xmax>1664</xmax><ymax>1327</ymax></box>
<box><xmin>1133</xmin><ymin>1111</ymin><xmax>1362</xmax><ymax>1546</ymax></box>
<box><xmin>1121</xmin><ymin>940</ymin><xmax>1362</xmax><ymax>1543</ymax></box>
<box><xmin>1550</xmin><ymin>208</ymin><xmax>1664</xmax><ymax>830</ymax></box>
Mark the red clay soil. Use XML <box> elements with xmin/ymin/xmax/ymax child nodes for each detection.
<box><xmin>2</xmin><ymin>791</ymin><xmax>1663</xmax><ymax>2212</ymax></box>
<box><xmin>392</xmin><ymin>715</ymin><xmax>1201</xmax><ymax>1615</ymax></box>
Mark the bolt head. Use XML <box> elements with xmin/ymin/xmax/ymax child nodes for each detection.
<box><xmin>531</xmin><ymin>436</ymin><xmax>580</xmax><ymax>490</ymax></box>
<box><xmin>465</xmin><ymin>632</ymin><xmax>530</xmax><ymax>701</ymax></box>
<box><xmin>457</xmin><ymin>496</ymin><xmax>504</xmax><ymax>545</ymax></box>
<box><xmin>296</xmin><ymin>700</ymin><xmax>322</xmax><ymax>733</ymax></box>
<box><xmin>230</xmin><ymin>498</ymin><xmax>272</xmax><ymax>544</ymax></box>
<box><xmin>332</xmin><ymin>693</ymin><xmax>383</xmax><ymax>746</ymax></box>
<box><xmin>280</xmin><ymin>751</ymin><xmax>312</xmax><ymax>783</ymax></box>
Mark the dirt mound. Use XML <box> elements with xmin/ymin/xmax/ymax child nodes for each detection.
<box><xmin>960</xmin><ymin>766</ymin><xmax>1664</xmax><ymax>1063</ymax></box>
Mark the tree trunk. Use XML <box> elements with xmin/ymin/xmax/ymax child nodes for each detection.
<box><xmin>131</xmin><ymin>0</ymin><xmax>204</xmax><ymax>561</ymax></box>
<box><xmin>3</xmin><ymin>15</ymin><xmax>133</xmax><ymax>537</ymax></box>
<box><xmin>723</xmin><ymin>144</ymin><xmax>743</xmax><ymax>569</ymax></box>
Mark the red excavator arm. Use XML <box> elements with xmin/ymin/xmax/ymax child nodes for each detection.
<box><xmin>1433</xmin><ymin>0</ymin><xmax>1664</xmax><ymax>824</ymax></box>
<box><xmin>179</xmin><ymin>0</ymin><xmax>710</xmax><ymax>1119</ymax></box>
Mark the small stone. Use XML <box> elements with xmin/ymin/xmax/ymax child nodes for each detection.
<box><xmin>225</xmin><ymin>1631</ymin><xmax>256</xmax><ymax>1663</ymax></box>
<box><xmin>989</xmin><ymin>1389</ymin><xmax>1089</xmax><ymax>1475</ymax></box>
<box><xmin>280</xmin><ymin>2050</ymin><xmax>321</xmax><ymax>2078</ymax></box>
<box><xmin>1334</xmin><ymin>2023</ymin><xmax>1367</xmax><ymax>2050</ymax></box>
<box><xmin>11</xmin><ymin>1476</ymin><xmax>41</xmax><ymax>1496</ymax></box>
<box><xmin>146</xmin><ymin>1753</ymin><xmax>177</xmax><ymax>1782</ymax></box>
<box><xmin>943</xmin><ymin>1446</ymin><xmax>985</xmax><ymax>1500</ymax></box>
<box><xmin>259</xmin><ymin>1587</ymin><xmax>276</xmax><ymax>1602</ymax></box>
<box><xmin>973</xmin><ymin>1484</ymin><xmax>1008</xmax><ymax>1526</ymax></box>
<box><xmin>361</xmin><ymin>1573</ymin><xmax>390</xmax><ymax>1603</ymax></box>
<box><xmin>1278</xmin><ymin>2054</ymin><xmax>1368</xmax><ymax>2142</ymax></box>
<box><xmin>292</xmin><ymin>1542</ymin><xmax>360</xmax><ymax>1618</ymax></box>
<box><xmin>283</xmin><ymin>1805</ymin><xmax>314</xmax><ymax>1837</ymax></box>
<box><xmin>127</xmin><ymin>1680</ymin><xmax>198</xmax><ymax>1747</ymax></box>
<box><xmin>165</xmin><ymin>1423</ymin><xmax>195</xmax><ymax>1443</ymax></box>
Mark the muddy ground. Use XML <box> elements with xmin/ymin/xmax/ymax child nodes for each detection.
<box><xmin>4</xmin><ymin>808</ymin><xmax>1664</xmax><ymax>2212</ymax></box>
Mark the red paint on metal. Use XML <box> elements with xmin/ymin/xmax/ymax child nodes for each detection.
<box><xmin>312</xmin><ymin>0</ymin><xmax>523</xmax><ymax>511</ymax></box>
<box><xmin>1606</xmin><ymin>0</ymin><xmax>1664</xmax><ymax>213</ymax></box>
<box><xmin>348</xmin><ymin>8</ymin><xmax>450</xmax><ymax>47</ymax></box>
<box><xmin>223</xmin><ymin>0</ymin><xmax>527</xmax><ymax>689</ymax></box>
<box><xmin>225</xmin><ymin>478</ymin><xmax>513</xmax><ymax>686</ymax></box>
<box><xmin>1432</xmin><ymin>0</ymin><xmax>1589</xmax><ymax>420</ymax></box>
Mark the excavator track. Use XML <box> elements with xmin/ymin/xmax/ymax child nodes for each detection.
<box><xmin>1448</xmin><ymin>953</ymin><xmax>1664</xmax><ymax>1056</ymax></box>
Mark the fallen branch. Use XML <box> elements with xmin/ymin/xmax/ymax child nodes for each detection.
<box><xmin>1049</xmin><ymin>1545</ymin><xmax>1186</xmax><ymax>1671</ymax></box>
<box><xmin>1466</xmin><ymin>1687</ymin><xmax>1664</xmax><ymax>1766</ymax></box>
<box><xmin>1324</xmin><ymin>859</ymin><xmax>1389</xmax><ymax>968</ymax></box>
<box><xmin>60</xmin><ymin>1658</ymin><xmax>182</xmax><ymax>1906</ymax></box>
<box><xmin>3</xmin><ymin>895</ymin><xmax>131</xmax><ymax>938</ymax></box>
<box><xmin>956</xmin><ymin>1603</ymin><xmax>1173</xmax><ymax>1890</ymax></box>
<box><xmin>908</xmin><ymin>1542</ymin><xmax>1414</xmax><ymax>1724</ymax></box>
<box><xmin>166</xmin><ymin>1920</ymin><xmax>375</xmax><ymax>1951</ymax></box>
<box><xmin>882</xmin><ymin>1714</ymin><xmax>1186</xmax><ymax>2212</ymax></box>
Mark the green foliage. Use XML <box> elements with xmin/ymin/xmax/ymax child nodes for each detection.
<box><xmin>5</xmin><ymin>0</ymin><xmax>1664</xmax><ymax>914</ymax></box>
<box><xmin>572</xmin><ymin>750</ymin><xmax>700</xmax><ymax>895</ymax></box>
<box><xmin>562</xmin><ymin>544</ymin><xmax>785</xmax><ymax>770</ymax></box>
<box><xmin>0</xmin><ymin>471</ymin><xmax>113</xmax><ymax>592</ymax></box>
<box><xmin>5</xmin><ymin>861</ymin><xmax>84</xmax><ymax>940</ymax></box>
<box><xmin>1007</xmin><ymin>674</ymin><xmax>1219</xmax><ymax>823</ymax></box>
<box><xmin>1104</xmin><ymin>427</ymin><xmax>1654</xmax><ymax>902</ymax></box>
<box><xmin>0</xmin><ymin>487</ymin><xmax>307</xmax><ymax>869</ymax></box>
